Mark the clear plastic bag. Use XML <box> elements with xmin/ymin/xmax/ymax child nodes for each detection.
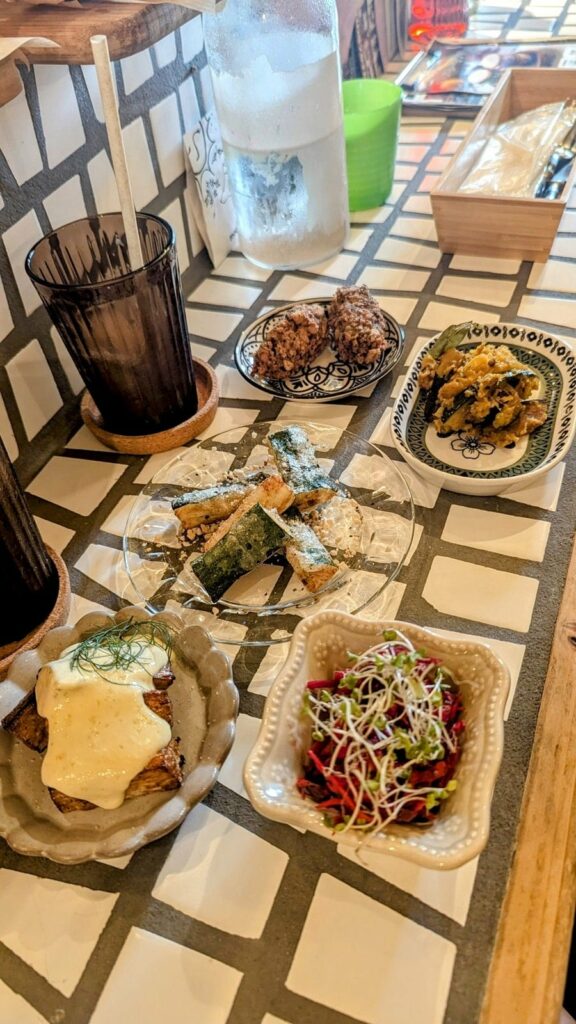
<box><xmin>460</xmin><ymin>101</ymin><xmax>576</xmax><ymax>197</ymax></box>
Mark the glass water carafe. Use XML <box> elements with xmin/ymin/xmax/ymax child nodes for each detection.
<box><xmin>204</xmin><ymin>0</ymin><xmax>349</xmax><ymax>271</ymax></box>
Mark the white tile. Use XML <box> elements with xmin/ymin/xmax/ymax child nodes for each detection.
<box><xmin>399</xmin><ymin>127</ymin><xmax>440</xmax><ymax>144</ymax></box>
<box><xmin>215</xmin><ymin>364</ymin><xmax>273</xmax><ymax>401</ymax></box>
<box><xmin>0</xmin><ymin>980</ymin><xmax>46</xmax><ymax>1024</ymax></box>
<box><xmin>101</xmin><ymin>494</ymin><xmax>135</xmax><ymax>537</ymax></box>
<box><xmin>0</xmin><ymin>275</ymin><xmax>13</xmax><ymax>342</ymax></box>
<box><xmin>389</xmin><ymin>462</ymin><xmax>440</xmax><ymax>508</ymax></box>
<box><xmin>442</xmin><ymin>505</ymin><xmax>550</xmax><ymax>562</ymax></box>
<box><xmin>391</xmin><ymin>216</ymin><xmax>438</xmax><ymax>242</ymax></box>
<box><xmin>427</xmin><ymin>155</ymin><xmax>451</xmax><ymax>173</ymax></box>
<box><xmin>91</xmin><ymin>928</ymin><xmax>241</xmax><ymax>1024</ymax></box>
<box><xmin>88</xmin><ymin>149</ymin><xmax>120</xmax><ymax>215</ymax></box>
<box><xmin>518</xmin><ymin>296</ymin><xmax>576</xmax><ymax>331</ymax></box>
<box><xmin>430</xmin><ymin>625</ymin><xmax>525</xmax><ymax>720</ymax></box>
<box><xmin>97</xmin><ymin>853</ymin><xmax>133</xmax><ymax>869</ymax></box>
<box><xmin>43</xmin><ymin>175</ymin><xmax>87</xmax><ymax>230</ymax></box>
<box><xmin>75</xmin><ymin>543</ymin><xmax>143</xmax><ymax>604</ymax></box>
<box><xmin>277</xmin><ymin>401</ymin><xmax>356</xmax><ymax>435</ymax></box>
<box><xmin>180</xmin><ymin>16</ymin><xmax>205</xmax><ymax>62</ymax></box>
<box><xmin>370</xmin><ymin>406</ymin><xmax>394</xmax><ymax>448</ymax></box>
<box><xmin>374</xmin><ymin>237</ymin><xmax>441</xmax><ymax>269</ymax></box>
<box><xmin>395</xmin><ymin>163</ymin><xmax>418</xmax><ymax>182</ymax></box>
<box><xmin>154</xmin><ymin>32</ymin><xmax>177</xmax><ymax>67</ymax></box>
<box><xmin>153</xmin><ymin>805</ymin><xmax>288</xmax><ymax>938</ymax></box>
<box><xmin>368</xmin><ymin>515</ymin><xmax>422</xmax><ymax>567</ymax></box>
<box><xmin>6</xmin><ymin>339</ymin><xmax>62</xmax><ymax>440</ymax></box>
<box><xmin>34</xmin><ymin>516</ymin><xmax>74</xmax><ymax>555</ymax></box>
<box><xmin>396</xmin><ymin>143</ymin><xmax>430</xmax><ymax>163</ymax></box>
<box><xmin>403</xmin><ymin>194</ymin><xmax>433</xmax><ymax>215</ymax></box>
<box><xmin>68</xmin><ymin>592</ymin><xmax>110</xmax><ymax>624</ymax></box>
<box><xmin>66</xmin><ymin>425</ymin><xmax>110</xmax><ymax>453</ymax></box>
<box><xmin>50</xmin><ymin>326</ymin><xmax>84</xmax><ymax>395</ymax></box>
<box><xmin>375</xmin><ymin>294</ymin><xmax>418</xmax><ymax>324</ymax></box>
<box><xmin>217</xmin><ymin>712</ymin><xmax>261</xmax><ymax>797</ymax></box>
<box><xmin>159</xmin><ymin>196</ymin><xmax>190</xmax><ymax>272</ymax></box>
<box><xmin>550</xmin><ymin>235</ymin><xmax>576</xmax><ymax>259</ymax></box>
<box><xmin>338</xmin><ymin>845</ymin><xmax>478</xmax><ymax>927</ymax></box>
<box><xmin>150</xmin><ymin>93</ymin><xmax>185</xmax><ymax>187</ymax></box>
<box><xmin>3</xmin><ymin>210</ymin><xmax>44</xmax><ymax>315</ymax></box>
<box><xmin>178</xmin><ymin>75</ymin><xmax>201</xmax><ymax>136</ymax></box>
<box><xmin>35</xmin><ymin>65</ymin><xmax>85</xmax><ymax>168</ymax></box>
<box><xmin>197</xmin><ymin>406</ymin><xmax>259</xmax><ymax>440</ymax></box>
<box><xmin>503</xmin><ymin>462</ymin><xmax>565</xmax><ymax>512</ymax></box>
<box><xmin>213</xmin><ymin>255</ymin><xmax>272</xmax><ymax>282</ymax></box>
<box><xmin>345</xmin><ymin>227</ymin><xmax>373</xmax><ymax>252</ymax></box>
<box><xmin>186</xmin><ymin>308</ymin><xmax>243</xmax><ymax>342</ymax></box>
<box><xmin>287</xmin><ymin>874</ymin><xmax>455</xmax><ymax>1024</ymax></box>
<box><xmin>191</xmin><ymin>341</ymin><xmax>217</xmax><ymax>362</ymax></box>
<box><xmin>441</xmin><ymin>137</ymin><xmax>463</xmax><ymax>156</ymax></box>
<box><xmin>0</xmin><ymin>88</ymin><xmax>43</xmax><ymax>185</ymax></box>
<box><xmin>248</xmin><ymin>641</ymin><xmax>290</xmax><ymax>696</ymax></box>
<box><xmin>358</xmin><ymin>266</ymin><xmax>430</xmax><ymax>292</ymax></box>
<box><xmin>0</xmin><ymin>869</ymin><xmax>117</xmax><ymax>997</ymax></box>
<box><xmin>133</xmin><ymin>447</ymin><xmax>189</xmax><ymax>485</ymax></box>
<box><xmin>303</xmin><ymin>253</ymin><xmax>358</xmax><ymax>280</ymax></box>
<box><xmin>268</xmin><ymin>277</ymin><xmax>338</xmax><ymax>303</ymax></box>
<box><xmin>423</xmin><ymin>556</ymin><xmax>539</xmax><ymax>633</ymax></box>
<box><xmin>0</xmin><ymin>393</ymin><xmax>17</xmax><ymax>460</ymax></box>
<box><xmin>122</xmin><ymin>118</ymin><xmax>159</xmax><ymax>209</ymax></box>
<box><xmin>436</xmin><ymin>275</ymin><xmax>516</xmax><ymax>308</ymax></box>
<box><xmin>559</xmin><ymin>210</ymin><xmax>576</xmax><ymax>234</ymax></box>
<box><xmin>449</xmin><ymin>254</ymin><xmax>521</xmax><ymax>275</ymax></box>
<box><xmin>418</xmin><ymin>301</ymin><xmax>500</xmax><ymax>331</ymax></box>
<box><xmin>419</xmin><ymin>173</ymin><xmax>441</xmax><ymax>193</ymax></box>
<box><xmin>262</xmin><ymin>1016</ymin><xmax>291</xmax><ymax>1024</ymax></box>
<box><xmin>528</xmin><ymin>261</ymin><xmax>576</xmax><ymax>294</ymax></box>
<box><xmin>121</xmin><ymin>50</ymin><xmax>154</xmax><ymax>95</ymax></box>
<box><xmin>350</xmin><ymin>205</ymin><xmax>394</xmax><ymax>226</ymax></box>
<box><xmin>189</xmin><ymin>279</ymin><xmax>261</xmax><ymax>309</ymax></box>
<box><xmin>28</xmin><ymin>456</ymin><xmax>127</xmax><ymax>516</ymax></box>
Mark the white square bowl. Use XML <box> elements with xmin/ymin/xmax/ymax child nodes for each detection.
<box><xmin>244</xmin><ymin>611</ymin><xmax>510</xmax><ymax>869</ymax></box>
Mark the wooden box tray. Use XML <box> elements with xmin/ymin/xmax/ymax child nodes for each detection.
<box><xmin>431</xmin><ymin>68</ymin><xmax>576</xmax><ymax>262</ymax></box>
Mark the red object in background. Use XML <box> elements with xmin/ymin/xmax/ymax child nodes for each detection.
<box><xmin>409</xmin><ymin>0</ymin><xmax>469</xmax><ymax>41</ymax></box>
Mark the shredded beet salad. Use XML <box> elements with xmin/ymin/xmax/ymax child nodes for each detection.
<box><xmin>297</xmin><ymin>629</ymin><xmax>465</xmax><ymax>834</ymax></box>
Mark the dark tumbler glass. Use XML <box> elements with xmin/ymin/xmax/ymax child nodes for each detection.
<box><xmin>25</xmin><ymin>213</ymin><xmax>198</xmax><ymax>436</ymax></box>
<box><xmin>0</xmin><ymin>437</ymin><xmax>58</xmax><ymax>648</ymax></box>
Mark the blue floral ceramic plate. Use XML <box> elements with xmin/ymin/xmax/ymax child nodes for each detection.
<box><xmin>391</xmin><ymin>323</ymin><xmax>576</xmax><ymax>496</ymax></box>
<box><xmin>234</xmin><ymin>298</ymin><xmax>405</xmax><ymax>403</ymax></box>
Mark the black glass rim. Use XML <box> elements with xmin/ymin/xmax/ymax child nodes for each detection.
<box><xmin>25</xmin><ymin>211</ymin><xmax>176</xmax><ymax>291</ymax></box>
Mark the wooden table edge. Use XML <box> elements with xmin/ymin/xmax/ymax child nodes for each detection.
<box><xmin>481</xmin><ymin>530</ymin><xmax>576</xmax><ymax>1024</ymax></box>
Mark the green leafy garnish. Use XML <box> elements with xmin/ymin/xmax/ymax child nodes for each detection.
<box><xmin>430</xmin><ymin>321</ymin><xmax>474</xmax><ymax>359</ymax></box>
<box><xmin>69</xmin><ymin>617</ymin><xmax>173</xmax><ymax>681</ymax></box>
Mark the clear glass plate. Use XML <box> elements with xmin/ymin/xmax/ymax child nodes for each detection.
<box><xmin>124</xmin><ymin>421</ymin><xmax>415</xmax><ymax>647</ymax></box>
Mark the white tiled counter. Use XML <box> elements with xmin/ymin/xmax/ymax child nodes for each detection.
<box><xmin>2</xmin><ymin>3</ymin><xmax>576</xmax><ymax>1024</ymax></box>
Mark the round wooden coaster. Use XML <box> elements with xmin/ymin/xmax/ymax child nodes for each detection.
<box><xmin>0</xmin><ymin>547</ymin><xmax>71</xmax><ymax>680</ymax></box>
<box><xmin>80</xmin><ymin>357</ymin><xmax>220</xmax><ymax>454</ymax></box>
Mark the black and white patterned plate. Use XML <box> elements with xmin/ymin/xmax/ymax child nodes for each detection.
<box><xmin>234</xmin><ymin>298</ymin><xmax>405</xmax><ymax>403</ymax></box>
<box><xmin>391</xmin><ymin>323</ymin><xmax>576</xmax><ymax>496</ymax></box>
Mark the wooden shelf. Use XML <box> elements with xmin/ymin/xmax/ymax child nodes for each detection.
<box><xmin>0</xmin><ymin>1</ymin><xmax>197</xmax><ymax>104</ymax></box>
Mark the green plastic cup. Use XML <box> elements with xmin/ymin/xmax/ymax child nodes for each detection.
<box><xmin>343</xmin><ymin>79</ymin><xmax>402</xmax><ymax>212</ymax></box>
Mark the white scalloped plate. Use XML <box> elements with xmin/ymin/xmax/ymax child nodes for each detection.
<box><xmin>244</xmin><ymin>612</ymin><xmax>509</xmax><ymax>869</ymax></box>
<box><xmin>0</xmin><ymin>607</ymin><xmax>238</xmax><ymax>864</ymax></box>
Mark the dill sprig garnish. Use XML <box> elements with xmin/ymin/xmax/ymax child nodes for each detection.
<box><xmin>69</xmin><ymin>618</ymin><xmax>174</xmax><ymax>681</ymax></box>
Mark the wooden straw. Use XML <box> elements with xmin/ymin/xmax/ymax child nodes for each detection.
<box><xmin>90</xmin><ymin>34</ymin><xmax>144</xmax><ymax>271</ymax></box>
